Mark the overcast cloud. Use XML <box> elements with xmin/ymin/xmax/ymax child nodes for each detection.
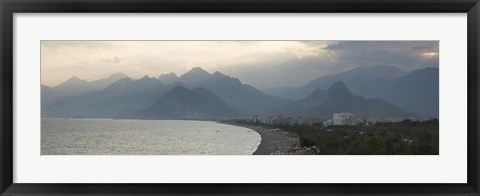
<box><xmin>41</xmin><ymin>41</ymin><xmax>439</xmax><ymax>88</ymax></box>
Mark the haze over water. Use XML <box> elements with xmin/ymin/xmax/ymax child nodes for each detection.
<box><xmin>41</xmin><ymin>118</ymin><xmax>261</xmax><ymax>155</ymax></box>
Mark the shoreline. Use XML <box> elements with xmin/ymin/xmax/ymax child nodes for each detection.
<box><xmin>220</xmin><ymin>122</ymin><xmax>301</xmax><ymax>155</ymax></box>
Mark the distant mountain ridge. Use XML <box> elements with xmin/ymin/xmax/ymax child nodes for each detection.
<box><xmin>267</xmin><ymin>65</ymin><xmax>407</xmax><ymax>100</ymax></box>
<box><xmin>264</xmin><ymin>65</ymin><xmax>438</xmax><ymax>118</ymax></box>
<box><xmin>163</xmin><ymin>67</ymin><xmax>294</xmax><ymax>116</ymax></box>
<box><xmin>270</xmin><ymin>81</ymin><xmax>411</xmax><ymax>117</ymax></box>
<box><xmin>43</xmin><ymin>75</ymin><xmax>168</xmax><ymax>118</ymax></box>
<box><xmin>42</xmin><ymin>68</ymin><xmax>292</xmax><ymax>118</ymax></box>
<box><xmin>42</xmin><ymin>73</ymin><xmax>128</xmax><ymax>109</ymax></box>
<box><xmin>41</xmin><ymin>66</ymin><xmax>438</xmax><ymax>119</ymax></box>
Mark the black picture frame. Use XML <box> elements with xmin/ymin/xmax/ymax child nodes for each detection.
<box><xmin>1</xmin><ymin>0</ymin><xmax>479</xmax><ymax>195</ymax></box>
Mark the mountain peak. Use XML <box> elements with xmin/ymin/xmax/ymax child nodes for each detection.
<box><xmin>328</xmin><ymin>81</ymin><xmax>348</xmax><ymax>91</ymax></box>
<box><xmin>66</xmin><ymin>76</ymin><xmax>84</xmax><ymax>82</ymax></box>
<box><xmin>158</xmin><ymin>73</ymin><xmax>180</xmax><ymax>85</ymax></box>
<box><xmin>180</xmin><ymin>67</ymin><xmax>213</xmax><ymax>85</ymax></box>
<box><xmin>137</xmin><ymin>75</ymin><xmax>152</xmax><ymax>81</ymax></box>
<box><xmin>134</xmin><ymin>75</ymin><xmax>164</xmax><ymax>87</ymax></box>
<box><xmin>188</xmin><ymin>67</ymin><xmax>209</xmax><ymax>74</ymax></box>
<box><xmin>327</xmin><ymin>81</ymin><xmax>352</xmax><ymax>98</ymax></box>
<box><xmin>57</xmin><ymin>76</ymin><xmax>89</xmax><ymax>87</ymax></box>
<box><xmin>160</xmin><ymin>72</ymin><xmax>178</xmax><ymax>78</ymax></box>
<box><xmin>181</xmin><ymin>67</ymin><xmax>211</xmax><ymax>77</ymax></box>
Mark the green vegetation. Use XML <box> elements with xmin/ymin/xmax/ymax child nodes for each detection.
<box><xmin>232</xmin><ymin>119</ymin><xmax>439</xmax><ymax>155</ymax></box>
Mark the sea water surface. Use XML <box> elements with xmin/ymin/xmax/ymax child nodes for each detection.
<box><xmin>41</xmin><ymin>118</ymin><xmax>261</xmax><ymax>155</ymax></box>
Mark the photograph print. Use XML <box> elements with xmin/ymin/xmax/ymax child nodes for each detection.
<box><xmin>41</xmin><ymin>41</ymin><xmax>439</xmax><ymax>155</ymax></box>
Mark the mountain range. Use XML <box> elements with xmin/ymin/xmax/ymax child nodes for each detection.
<box><xmin>41</xmin><ymin>73</ymin><xmax>128</xmax><ymax>109</ymax></box>
<box><xmin>42</xmin><ymin>65</ymin><xmax>439</xmax><ymax>119</ymax></box>
<box><xmin>265</xmin><ymin>65</ymin><xmax>438</xmax><ymax>117</ymax></box>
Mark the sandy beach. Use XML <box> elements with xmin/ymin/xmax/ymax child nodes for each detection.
<box><xmin>222</xmin><ymin>123</ymin><xmax>301</xmax><ymax>155</ymax></box>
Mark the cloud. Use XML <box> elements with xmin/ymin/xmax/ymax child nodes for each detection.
<box><xmin>325</xmin><ymin>41</ymin><xmax>439</xmax><ymax>70</ymax></box>
<box><xmin>41</xmin><ymin>41</ymin><xmax>317</xmax><ymax>85</ymax></box>
<box><xmin>221</xmin><ymin>41</ymin><xmax>439</xmax><ymax>89</ymax></box>
<box><xmin>101</xmin><ymin>56</ymin><xmax>122</xmax><ymax>64</ymax></box>
<box><xmin>41</xmin><ymin>40</ymin><xmax>439</xmax><ymax>88</ymax></box>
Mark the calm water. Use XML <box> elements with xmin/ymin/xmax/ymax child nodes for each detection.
<box><xmin>41</xmin><ymin>118</ymin><xmax>261</xmax><ymax>155</ymax></box>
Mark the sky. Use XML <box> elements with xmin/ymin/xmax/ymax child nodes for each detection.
<box><xmin>41</xmin><ymin>41</ymin><xmax>439</xmax><ymax>89</ymax></box>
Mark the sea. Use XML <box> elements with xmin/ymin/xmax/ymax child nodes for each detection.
<box><xmin>41</xmin><ymin>118</ymin><xmax>261</xmax><ymax>155</ymax></box>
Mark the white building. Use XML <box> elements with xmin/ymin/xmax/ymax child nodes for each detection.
<box><xmin>333</xmin><ymin>112</ymin><xmax>356</xmax><ymax>125</ymax></box>
<box><xmin>323</xmin><ymin>119</ymin><xmax>333</xmax><ymax>127</ymax></box>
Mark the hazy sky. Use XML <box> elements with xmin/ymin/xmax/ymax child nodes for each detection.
<box><xmin>41</xmin><ymin>41</ymin><xmax>439</xmax><ymax>88</ymax></box>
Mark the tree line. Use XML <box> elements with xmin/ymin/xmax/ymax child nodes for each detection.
<box><xmin>231</xmin><ymin>119</ymin><xmax>439</xmax><ymax>155</ymax></box>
